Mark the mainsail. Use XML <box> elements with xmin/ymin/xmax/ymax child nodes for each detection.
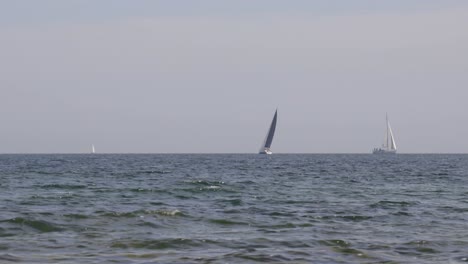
<box><xmin>91</xmin><ymin>144</ymin><xmax>95</xmax><ymax>154</ymax></box>
<box><xmin>259</xmin><ymin>110</ymin><xmax>277</xmax><ymax>154</ymax></box>
<box><xmin>264</xmin><ymin>110</ymin><xmax>277</xmax><ymax>148</ymax></box>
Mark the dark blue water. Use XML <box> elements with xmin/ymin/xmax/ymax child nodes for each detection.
<box><xmin>1</xmin><ymin>154</ymin><xmax>468</xmax><ymax>263</ymax></box>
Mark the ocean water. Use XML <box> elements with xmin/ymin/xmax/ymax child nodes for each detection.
<box><xmin>1</xmin><ymin>154</ymin><xmax>468</xmax><ymax>264</ymax></box>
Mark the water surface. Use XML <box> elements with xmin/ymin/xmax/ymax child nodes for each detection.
<box><xmin>1</xmin><ymin>154</ymin><xmax>467</xmax><ymax>263</ymax></box>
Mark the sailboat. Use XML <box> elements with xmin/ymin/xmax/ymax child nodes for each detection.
<box><xmin>91</xmin><ymin>144</ymin><xmax>96</xmax><ymax>154</ymax></box>
<box><xmin>373</xmin><ymin>114</ymin><xmax>397</xmax><ymax>154</ymax></box>
<box><xmin>259</xmin><ymin>109</ymin><xmax>277</xmax><ymax>154</ymax></box>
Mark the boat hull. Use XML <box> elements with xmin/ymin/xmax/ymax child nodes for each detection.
<box><xmin>372</xmin><ymin>148</ymin><xmax>396</xmax><ymax>155</ymax></box>
<box><xmin>259</xmin><ymin>149</ymin><xmax>273</xmax><ymax>155</ymax></box>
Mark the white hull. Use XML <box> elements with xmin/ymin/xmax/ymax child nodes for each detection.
<box><xmin>372</xmin><ymin>148</ymin><xmax>396</xmax><ymax>155</ymax></box>
<box><xmin>259</xmin><ymin>149</ymin><xmax>273</xmax><ymax>155</ymax></box>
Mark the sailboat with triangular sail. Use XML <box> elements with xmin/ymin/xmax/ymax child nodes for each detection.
<box><xmin>373</xmin><ymin>114</ymin><xmax>397</xmax><ymax>154</ymax></box>
<box><xmin>259</xmin><ymin>109</ymin><xmax>277</xmax><ymax>154</ymax></box>
<box><xmin>91</xmin><ymin>144</ymin><xmax>96</xmax><ymax>154</ymax></box>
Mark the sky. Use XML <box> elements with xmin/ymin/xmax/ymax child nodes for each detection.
<box><xmin>1</xmin><ymin>1</ymin><xmax>468</xmax><ymax>153</ymax></box>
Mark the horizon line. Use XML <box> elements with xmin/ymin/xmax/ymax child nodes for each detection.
<box><xmin>1</xmin><ymin>152</ymin><xmax>468</xmax><ymax>155</ymax></box>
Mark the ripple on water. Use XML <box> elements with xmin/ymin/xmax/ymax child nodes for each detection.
<box><xmin>111</xmin><ymin>238</ymin><xmax>208</xmax><ymax>250</ymax></box>
<box><xmin>38</xmin><ymin>184</ymin><xmax>88</xmax><ymax>190</ymax></box>
<box><xmin>319</xmin><ymin>240</ymin><xmax>370</xmax><ymax>259</ymax></box>
<box><xmin>208</xmin><ymin>218</ymin><xmax>249</xmax><ymax>226</ymax></box>
<box><xmin>315</xmin><ymin>214</ymin><xmax>373</xmax><ymax>222</ymax></box>
<box><xmin>63</xmin><ymin>213</ymin><xmax>89</xmax><ymax>219</ymax></box>
<box><xmin>228</xmin><ymin>252</ymin><xmax>293</xmax><ymax>262</ymax></box>
<box><xmin>2</xmin><ymin>217</ymin><xmax>63</xmax><ymax>233</ymax></box>
<box><xmin>97</xmin><ymin>209</ymin><xmax>183</xmax><ymax>218</ymax></box>
<box><xmin>454</xmin><ymin>256</ymin><xmax>468</xmax><ymax>262</ymax></box>
<box><xmin>128</xmin><ymin>188</ymin><xmax>171</xmax><ymax>194</ymax></box>
<box><xmin>0</xmin><ymin>254</ymin><xmax>21</xmax><ymax>262</ymax></box>
<box><xmin>394</xmin><ymin>240</ymin><xmax>441</xmax><ymax>256</ymax></box>
<box><xmin>370</xmin><ymin>200</ymin><xmax>416</xmax><ymax>209</ymax></box>
<box><xmin>185</xmin><ymin>180</ymin><xmax>225</xmax><ymax>186</ymax></box>
<box><xmin>217</xmin><ymin>198</ymin><xmax>243</xmax><ymax>206</ymax></box>
<box><xmin>137</xmin><ymin>170</ymin><xmax>171</xmax><ymax>175</ymax></box>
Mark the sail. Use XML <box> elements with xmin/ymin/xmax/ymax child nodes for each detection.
<box><xmin>259</xmin><ymin>110</ymin><xmax>277</xmax><ymax>153</ymax></box>
<box><xmin>373</xmin><ymin>114</ymin><xmax>397</xmax><ymax>154</ymax></box>
<box><xmin>91</xmin><ymin>144</ymin><xmax>95</xmax><ymax>154</ymax></box>
<box><xmin>382</xmin><ymin>130</ymin><xmax>388</xmax><ymax>149</ymax></box>
<box><xmin>264</xmin><ymin>110</ymin><xmax>277</xmax><ymax>148</ymax></box>
<box><xmin>388</xmin><ymin>123</ymin><xmax>397</xmax><ymax>150</ymax></box>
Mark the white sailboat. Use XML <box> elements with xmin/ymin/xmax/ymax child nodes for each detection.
<box><xmin>91</xmin><ymin>144</ymin><xmax>96</xmax><ymax>154</ymax></box>
<box><xmin>373</xmin><ymin>114</ymin><xmax>397</xmax><ymax>154</ymax></box>
<box><xmin>259</xmin><ymin>109</ymin><xmax>277</xmax><ymax>154</ymax></box>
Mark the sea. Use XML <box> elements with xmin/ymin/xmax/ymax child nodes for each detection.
<box><xmin>1</xmin><ymin>154</ymin><xmax>467</xmax><ymax>264</ymax></box>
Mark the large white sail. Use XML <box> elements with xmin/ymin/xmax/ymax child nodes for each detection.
<box><xmin>91</xmin><ymin>144</ymin><xmax>95</xmax><ymax>154</ymax></box>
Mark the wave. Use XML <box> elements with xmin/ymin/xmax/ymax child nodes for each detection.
<box><xmin>217</xmin><ymin>198</ymin><xmax>243</xmax><ymax>206</ymax></box>
<box><xmin>2</xmin><ymin>217</ymin><xmax>63</xmax><ymax>233</ymax></box>
<box><xmin>38</xmin><ymin>184</ymin><xmax>88</xmax><ymax>190</ymax></box>
<box><xmin>314</xmin><ymin>215</ymin><xmax>373</xmax><ymax>222</ymax></box>
<box><xmin>0</xmin><ymin>254</ymin><xmax>21</xmax><ymax>262</ymax></box>
<box><xmin>227</xmin><ymin>252</ymin><xmax>293</xmax><ymax>262</ymax></box>
<box><xmin>128</xmin><ymin>188</ymin><xmax>170</xmax><ymax>194</ymax></box>
<box><xmin>370</xmin><ymin>200</ymin><xmax>415</xmax><ymax>208</ymax></box>
<box><xmin>176</xmin><ymin>185</ymin><xmax>234</xmax><ymax>193</ymax></box>
<box><xmin>137</xmin><ymin>170</ymin><xmax>171</xmax><ymax>174</ymax></box>
<box><xmin>319</xmin><ymin>240</ymin><xmax>368</xmax><ymax>258</ymax></box>
<box><xmin>257</xmin><ymin>222</ymin><xmax>313</xmax><ymax>230</ymax></box>
<box><xmin>111</xmin><ymin>238</ymin><xmax>209</xmax><ymax>250</ymax></box>
<box><xmin>208</xmin><ymin>219</ymin><xmax>249</xmax><ymax>226</ymax></box>
<box><xmin>184</xmin><ymin>179</ymin><xmax>224</xmax><ymax>185</ymax></box>
<box><xmin>63</xmin><ymin>213</ymin><xmax>89</xmax><ymax>219</ymax></box>
<box><xmin>98</xmin><ymin>209</ymin><xmax>183</xmax><ymax>218</ymax></box>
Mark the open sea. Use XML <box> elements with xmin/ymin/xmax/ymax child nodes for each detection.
<box><xmin>1</xmin><ymin>154</ymin><xmax>468</xmax><ymax>263</ymax></box>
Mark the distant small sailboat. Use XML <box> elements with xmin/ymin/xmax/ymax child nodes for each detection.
<box><xmin>259</xmin><ymin>109</ymin><xmax>277</xmax><ymax>154</ymax></box>
<box><xmin>91</xmin><ymin>144</ymin><xmax>96</xmax><ymax>154</ymax></box>
<box><xmin>373</xmin><ymin>114</ymin><xmax>397</xmax><ymax>154</ymax></box>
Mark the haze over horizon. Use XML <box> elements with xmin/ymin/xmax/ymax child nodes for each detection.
<box><xmin>1</xmin><ymin>1</ymin><xmax>468</xmax><ymax>153</ymax></box>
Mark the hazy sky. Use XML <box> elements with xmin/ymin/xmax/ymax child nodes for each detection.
<box><xmin>1</xmin><ymin>1</ymin><xmax>468</xmax><ymax>153</ymax></box>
